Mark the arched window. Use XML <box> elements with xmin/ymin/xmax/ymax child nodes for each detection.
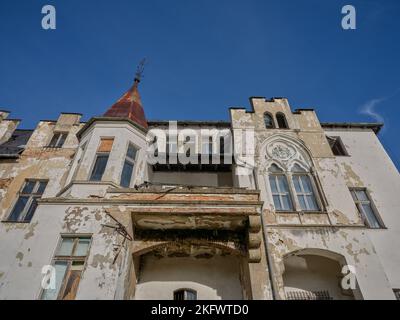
<box><xmin>267</xmin><ymin>163</ymin><xmax>322</xmax><ymax>212</ymax></box>
<box><xmin>268</xmin><ymin>164</ymin><xmax>293</xmax><ymax>211</ymax></box>
<box><xmin>276</xmin><ymin>113</ymin><xmax>289</xmax><ymax>129</ymax></box>
<box><xmin>264</xmin><ymin>113</ymin><xmax>275</xmax><ymax>129</ymax></box>
<box><xmin>291</xmin><ymin>164</ymin><xmax>320</xmax><ymax>211</ymax></box>
<box><xmin>174</xmin><ymin>289</ymin><xmax>197</xmax><ymax>300</ymax></box>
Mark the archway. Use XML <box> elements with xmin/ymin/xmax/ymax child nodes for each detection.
<box><xmin>132</xmin><ymin>241</ymin><xmax>251</xmax><ymax>300</ymax></box>
<box><xmin>282</xmin><ymin>249</ymin><xmax>356</xmax><ymax>300</ymax></box>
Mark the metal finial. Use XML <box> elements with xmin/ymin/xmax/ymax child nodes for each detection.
<box><xmin>135</xmin><ymin>58</ymin><xmax>146</xmax><ymax>83</ymax></box>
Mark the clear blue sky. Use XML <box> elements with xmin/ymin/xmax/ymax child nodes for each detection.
<box><xmin>0</xmin><ymin>0</ymin><xmax>399</xmax><ymax>169</ymax></box>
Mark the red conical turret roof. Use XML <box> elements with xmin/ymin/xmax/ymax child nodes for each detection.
<box><xmin>104</xmin><ymin>77</ymin><xmax>148</xmax><ymax>129</ymax></box>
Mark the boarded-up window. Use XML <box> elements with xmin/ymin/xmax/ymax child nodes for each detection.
<box><xmin>97</xmin><ymin>138</ymin><xmax>114</xmax><ymax>153</ymax></box>
<box><xmin>41</xmin><ymin>236</ymin><xmax>91</xmax><ymax>300</ymax></box>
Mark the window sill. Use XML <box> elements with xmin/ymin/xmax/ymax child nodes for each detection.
<box><xmin>275</xmin><ymin>210</ymin><xmax>326</xmax><ymax>214</ymax></box>
<box><xmin>1</xmin><ymin>220</ymin><xmax>31</xmax><ymax>224</ymax></box>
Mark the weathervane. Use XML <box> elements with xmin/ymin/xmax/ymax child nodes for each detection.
<box><xmin>134</xmin><ymin>58</ymin><xmax>146</xmax><ymax>83</ymax></box>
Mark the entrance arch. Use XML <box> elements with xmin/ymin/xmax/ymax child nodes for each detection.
<box><xmin>282</xmin><ymin>248</ymin><xmax>357</xmax><ymax>300</ymax></box>
<box><xmin>131</xmin><ymin>241</ymin><xmax>251</xmax><ymax>300</ymax></box>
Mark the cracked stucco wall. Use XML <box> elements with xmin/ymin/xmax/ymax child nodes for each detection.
<box><xmin>326</xmin><ymin>128</ymin><xmax>400</xmax><ymax>291</ymax></box>
<box><xmin>231</xmin><ymin>98</ymin><xmax>398</xmax><ymax>300</ymax></box>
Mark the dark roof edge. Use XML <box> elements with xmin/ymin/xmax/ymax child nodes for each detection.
<box><xmin>321</xmin><ymin>122</ymin><xmax>383</xmax><ymax>134</ymax></box>
<box><xmin>76</xmin><ymin>117</ymin><xmax>148</xmax><ymax>139</ymax></box>
<box><xmin>148</xmin><ymin>120</ymin><xmax>231</xmax><ymax>127</ymax></box>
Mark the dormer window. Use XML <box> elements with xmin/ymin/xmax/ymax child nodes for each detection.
<box><xmin>48</xmin><ymin>132</ymin><xmax>67</xmax><ymax>148</ymax></box>
<box><xmin>327</xmin><ymin>136</ymin><xmax>348</xmax><ymax>156</ymax></box>
<box><xmin>264</xmin><ymin>113</ymin><xmax>275</xmax><ymax>129</ymax></box>
<box><xmin>276</xmin><ymin>113</ymin><xmax>289</xmax><ymax>129</ymax></box>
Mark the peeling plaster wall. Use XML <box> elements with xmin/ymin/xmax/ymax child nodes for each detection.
<box><xmin>0</xmin><ymin>204</ymin><xmax>130</xmax><ymax>299</ymax></box>
<box><xmin>231</xmin><ymin>98</ymin><xmax>398</xmax><ymax>299</ymax></box>
<box><xmin>267</xmin><ymin>227</ymin><xmax>394</xmax><ymax>299</ymax></box>
<box><xmin>326</xmin><ymin>128</ymin><xmax>400</xmax><ymax>290</ymax></box>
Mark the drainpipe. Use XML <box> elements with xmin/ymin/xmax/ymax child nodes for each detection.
<box><xmin>253</xmin><ymin>168</ymin><xmax>279</xmax><ymax>300</ymax></box>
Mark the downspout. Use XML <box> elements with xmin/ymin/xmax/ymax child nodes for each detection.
<box><xmin>253</xmin><ymin>168</ymin><xmax>279</xmax><ymax>300</ymax></box>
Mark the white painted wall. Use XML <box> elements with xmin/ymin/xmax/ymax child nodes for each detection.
<box><xmin>327</xmin><ymin>129</ymin><xmax>400</xmax><ymax>291</ymax></box>
<box><xmin>135</xmin><ymin>254</ymin><xmax>243</xmax><ymax>300</ymax></box>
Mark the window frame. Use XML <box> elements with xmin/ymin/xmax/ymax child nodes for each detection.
<box><xmin>48</xmin><ymin>132</ymin><xmax>68</xmax><ymax>148</ymax></box>
<box><xmin>200</xmin><ymin>135</ymin><xmax>213</xmax><ymax>155</ymax></box>
<box><xmin>292</xmin><ymin>173</ymin><xmax>321</xmax><ymax>212</ymax></box>
<box><xmin>276</xmin><ymin>112</ymin><xmax>289</xmax><ymax>129</ymax></box>
<box><xmin>173</xmin><ymin>288</ymin><xmax>197</xmax><ymax>300</ymax></box>
<box><xmin>5</xmin><ymin>179</ymin><xmax>48</xmax><ymax>223</ymax></box>
<box><xmin>120</xmin><ymin>142</ymin><xmax>139</xmax><ymax>188</ymax></box>
<box><xmin>40</xmin><ymin>235</ymin><xmax>92</xmax><ymax>300</ymax></box>
<box><xmin>327</xmin><ymin>136</ymin><xmax>349</xmax><ymax>156</ymax></box>
<box><xmin>269</xmin><ymin>173</ymin><xmax>294</xmax><ymax>212</ymax></box>
<box><xmin>166</xmin><ymin>134</ymin><xmax>178</xmax><ymax>155</ymax></box>
<box><xmin>349</xmin><ymin>187</ymin><xmax>384</xmax><ymax>229</ymax></box>
<box><xmin>266</xmin><ymin>164</ymin><xmax>324</xmax><ymax>214</ymax></box>
<box><xmin>89</xmin><ymin>152</ymin><xmax>110</xmax><ymax>181</ymax></box>
<box><xmin>264</xmin><ymin>112</ymin><xmax>275</xmax><ymax>129</ymax></box>
<box><xmin>88</xmin><ymin>137</ymin><xmax>114</xmax><ymax>182</ymax></box>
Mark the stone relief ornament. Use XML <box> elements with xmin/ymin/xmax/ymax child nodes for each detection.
<box><xmin>267</xmin><ymin>143</ymin><xmax>296</xmax><ymax>162</ymax></box>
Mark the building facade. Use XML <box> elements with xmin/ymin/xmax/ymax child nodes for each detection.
<box><xmin>0</xmin><ymin>77</ymin><xmax>399</xmax><ymax>300</ymax></box>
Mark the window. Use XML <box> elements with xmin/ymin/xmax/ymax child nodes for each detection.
<box><xmin>202</xmin><ymin>136</ymin><xmax>213</xmax><ymax>155</ymax></box>
<box><xmin>89</xmin><ymin>138</ymin><xmax>114</xmax><ymax>181</ymax></box>
<box><xmin>292</xmin><ymin>164</ymin><xmax>320</xmax><ymax>211</ymax></box>
<box><xmin>174</xmin><ymin>289</ymin><xmax>197</xmax><ymax>300</ymax></box>
<box><xmin>286</xmin><ymin>290</ymin><xmax>332</xmax><ymax>300</ymax></box>
<box><xmin>167</xmin><ymin>135</ymin><xmax>177</xmax><ymax>154</ymax></box>
<box><xmin>7</xmin><ymin>180</ymin><xmax>47</xmax><ymax>222</ymax></box>
<box><xmin>41</xmin><ymin>236</ymin><xmax>91</xmax><ymax>300</ymax></box>
<box><xmin>269</xmin><ymin>164</ymin><xmax>293</xmax><ymax>211</ymax></box>
<box><xmin>327</xmin><ymin>136</ymin><xmax>348</xmax><ymax>156</ymax></box>
<box><xmin>350</xmin><ymin>188</ymin><xmax>382</xmax><ymax>228</ymax></box>
<box><xmin>276</xmin><ymin>113</ymin><xmax>289</xmax><ymax>129</ymax></box>
<box><xmin>120</xmin><ymin>143</ymin><xmax>138</xmax><ymax>187</ymax></box>
<box><xmin>48</xmin><ymin>133</ymin><xmax>67</xmax><ymax>148</ymax></box>
<box><xmin>264</xmin><ymin>113</ymin><xmax>275</xmax><ymax>129</ymax></box>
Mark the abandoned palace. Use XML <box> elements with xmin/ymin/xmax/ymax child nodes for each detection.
<box><xmin>0</xmin><ymin>74</ymin><xmax>399</xmax><ymax>300</ymax></box>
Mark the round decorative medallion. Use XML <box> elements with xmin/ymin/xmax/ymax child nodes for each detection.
<box><xmin>270</xmin><ymin>144</ymin><xmax>295</xmax><ymax>161</ymax></box>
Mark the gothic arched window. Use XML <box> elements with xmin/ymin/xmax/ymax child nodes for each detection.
<box><xmin>276</xmin><ymin>113</ymin><xmax>289</xmax><ymax>129</ymax></box>
<box><xmin>264</xmin><ymin>113</ymin><xmax>275</xmax><ymax>129</ymax></box>
<box><xmin>267</xmin><ymin>162</ymin><xmax>322</xmax><ymax>212</ymax></box>
<box><xmin>291</xmin><ymin>164</ymin><xmax>320</xmax><ymax>211</ymax></box>
<box><xmin>268</xmin><ymin>164</ymin><xmax>294</xmax><ymax>211</ymax></box>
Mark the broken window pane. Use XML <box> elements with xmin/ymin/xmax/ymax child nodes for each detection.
<box><xmin>41</xmin><ymin>261</ymin><xmax>68</xmax><ymax>300</ymax></box>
